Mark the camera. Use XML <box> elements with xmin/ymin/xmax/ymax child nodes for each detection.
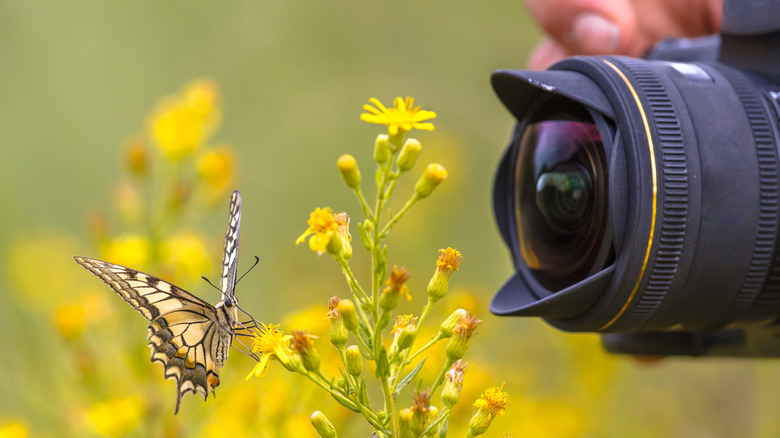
<box><xmin>490</xmin><ymin>1</ymin><xmax>780</xmax><ymax>356</ymax></box>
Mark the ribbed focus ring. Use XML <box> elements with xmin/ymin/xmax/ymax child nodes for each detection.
<box><xmin>717</xmin><ymin>66</ymin><xmax>780</xmax><ymax>324</ymax></box>
<box><xmin>617</xmin><ymin>58</ymin><xmax>689</xmax><ymax>325</ymax></box>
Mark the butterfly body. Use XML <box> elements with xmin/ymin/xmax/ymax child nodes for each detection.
<box><xmin>74</xmin><ymin>190</ymin><xmax>248</xmax><ymax>413</ymax></box>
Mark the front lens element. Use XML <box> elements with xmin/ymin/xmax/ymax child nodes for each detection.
<box><xmin>515</xmin><ymin>116</ymin><xmax>610</xmax><ymax>291</ymax></box>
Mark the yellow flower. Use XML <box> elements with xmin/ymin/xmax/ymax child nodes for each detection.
<box><xmin>101</xmin><ymin>234</ymin><xmax>151</xmax><ymax>270</ymax></box>
<box><xmin>296</xmin><ymin>207</ymin><xmax>339</xmax><ymax>254</ymax></box>
<box><xmin>468</xmin><ymin>384</ymin><xmax>510</xmax><ymax>436</ymax></box>
<box><xmin>246</xmin><ymin>323</ymin><xmax>298</xmax><ymax>379</ymax></box>
<box><xmin>198</xmin><ymin>146</ymin><xmax>236</xmax><ymax>194</ymax></box>
<box><xmin>53</xmin><ymin>303</ymin><xmax>86</xmax><ymax>340</ymax></box>
<box><xmin>0</xmin><ymin>420</ymin><xmax>29</xmax><ymax>438</ymax></box>
<box><xmin>360</xmin><ymin>97</ymin><xmax>436</xmax><ymax>136</ymax></box>
<box><xmin>86</xmin><ymin>396</ymin><xmax>145</xmax><ymax>438</ymax></box>
<box><xmin>149</xmin><ymin>79</ymin><xmax>221</xmax><ymax>161</ymax></box>
<box><xmin>160</xmin><ymin>231</ymin><xmax>211</xmax><ymax>284</ymax></box>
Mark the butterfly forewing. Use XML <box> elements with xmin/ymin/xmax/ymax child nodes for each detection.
<box><xmin>220</xmin><ymin>190</ymin><xmax>241</xmax><ymax>301</ymax></box>
<box><xmin>73</xmin><ymin>257</ymin><xmax>233</xmax><ymax>414</ymax></box>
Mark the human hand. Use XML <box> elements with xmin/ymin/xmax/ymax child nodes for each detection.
<box><xmin>525</xmin><ymin>0</ymin><xmax>723</xmax><ymax>69</ymax></box>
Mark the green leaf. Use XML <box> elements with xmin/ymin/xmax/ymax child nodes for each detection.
<box><xmin>331</xmin><ymin>392</ymin><xmax>360</xmax><ymax>413</ymax></box>
<box><xmin>393</xmin><ymin>358</ymin><xmax>427</xmax><ymax>399</ymax></box>
<box><xmin>359</xmin><ymin>376</ymin><xmax>372</xmax><ymax>410</ymax></box>
<box><xmin>358</xmin><ymin>222</ymin><xmax>372</xmax><ymax>251</ymax></box>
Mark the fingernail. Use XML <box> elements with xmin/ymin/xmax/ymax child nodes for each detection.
<box><xmin>571</xmin><ymin>12</ymin><xmax>620</xmax><ymax>54</ymax></box>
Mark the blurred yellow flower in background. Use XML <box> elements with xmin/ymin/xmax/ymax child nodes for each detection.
<box><xmin>149</xmin><ymin>79</ymin><xmax>221</xmax><ymax>161</ymax></box>
<box><xmin>0</xmin><ymin>421</ymin><xmax>29</xmax><ymax>438</ymax></box>
<box><xmin>361</xmin><ymin>97</ymin><xmax>436</xmax><ymax>136</ymax></box>
<box><xmin>198</xmin><ymin>145</ymin><xmax>236</xmax><ymax>195</ymax></box>
<box><xmin>100</xmin><ymin>234</ymin><xmax>151</xmax><ymax>271</ymax></box>
<box><xmin>85</xmin><ymin>396</ymin><xmax>145</xmax><ymax>438</ymax></box>
<box><xmin>53</xmin><ymin>303</ymin><xmax>86</xmax><ymax>340</ymax></box>
<box><xmin>160</xmin><ymin>231</ymin><xmax>211</xmax><ymax>283</ymax></box>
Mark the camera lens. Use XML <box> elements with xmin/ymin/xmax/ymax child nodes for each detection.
<box><xmin>535</xmin><ymin>163</ymin><xmax>591</xmax><ymax>233</ymax></box>
<box><xmin>515</xmin><ymin>115</ymin><xmax>610</xmax><ymax>291</ymax></box>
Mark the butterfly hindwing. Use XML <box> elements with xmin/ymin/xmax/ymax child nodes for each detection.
<box><xmin>147</xmin><ymin>304</ymin><xmax>231</xmax><ymax>413</ymax></box>
<box><xmin>220</xmin><ymin>190</ymin><xmax>241</xmax><ymax>301</ymax></box>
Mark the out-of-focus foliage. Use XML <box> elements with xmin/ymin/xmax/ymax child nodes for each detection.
<box><xmin>2</xmin><ymin>1</ymin><xmax>780</xmax><ymax>438</ymax></box>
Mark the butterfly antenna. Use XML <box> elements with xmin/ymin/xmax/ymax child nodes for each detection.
<box><xmin>201</xmin><ymin>276</ymin><xmax>222</xmax><ymax>293</ymax></box>
<box><xmin>236</xmin><ymin>256</ymin><xmax>260</xmax><ymax>285</ymax></box>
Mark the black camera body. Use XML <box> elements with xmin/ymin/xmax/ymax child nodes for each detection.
<box><xmin>491</xmin><ymin>2</ymin><xmax>780</xmax><ymax>356</ymax></box>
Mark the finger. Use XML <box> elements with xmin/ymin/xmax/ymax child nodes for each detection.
<box><xmin>527</xmin><ymin>38</ymin><xmax>569</xmax><ymax>70</ymax></box>
<box><xmin>524</xmin><ymin>0</ymin><xmax>639</xmax><ymax>55</ymax></box>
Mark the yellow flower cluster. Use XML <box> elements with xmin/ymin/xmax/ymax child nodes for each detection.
<box><xmin>150</xmin><ymin>80</ymin><xmax>221</xmax><ymax>161</ymax></box>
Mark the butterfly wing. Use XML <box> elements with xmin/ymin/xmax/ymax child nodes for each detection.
<box><xmin>73</xmin><ymin>256</ymin><xmax>231</xmax><ymax>413</ymax></box>
<box><xmin>220</xmin><ymin>190</ymin><xmax>241</xmax><ymax>301</ymax></box>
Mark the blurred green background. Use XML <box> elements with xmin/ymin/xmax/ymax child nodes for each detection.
<box><xmin>2</xmin><ymin>1</ymin><xmax>780</xmax><ymax>437</ymax></box>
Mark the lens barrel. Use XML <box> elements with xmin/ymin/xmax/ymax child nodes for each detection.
<box><xmin>492</xmin><ymin>56</ymin><xmax>780</xmax><ymax>333</ymax></box>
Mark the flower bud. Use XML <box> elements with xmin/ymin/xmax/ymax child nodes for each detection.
<box><xmin>427</xmin><ymin>247</ymin><xmax>463</xmax><ymax>303</ymax></box>
<box><xmin>468</xmin><ymin>384</ymin><xmax>510</xmax><ymax>437</ymax></box>
<box><xmin>333</xmin><ymin>212</ymin><xmax>352</xmax><ymax>261</ymax></box>
<box><xmin>124</xmin><ymin>138</ymin><xmax>148</xmax><ymax>175</ymax></box>
<box><xmin>414</xmin><ymin>163</ymin><xmax>448</xmax><ymax>199</ymax></box>
<box><xmin>399</xmin><ymin>408</ymin><xmax>415</xmax><ymax>438</ymax></box>
<box><xmin>374</xmin><ymin>134</ymin><xmax>391</xmax><ymax>164</ymax></box>
<box><xmin>337</xmin><ymin>299</ymin><xmax>359</xmax><ymax>332</ymax></box>
<box><xmin>438</xmin><ymin>309</ymin><xmax>467</xmax><ymax>338</ymax></box>
<box><xmin>345</xmin><ymin>345</ymin><xmax>363</xmax><ymax>377</ymax></box>
<box><xmin>446</xmin><ymin>313</ymin><xmax>481</xmax><ymax>361</ymax></box>
<box><xmin>380</xmin><ymin>266</ymin><xmax>411</xmax><ymax>311</ymax></box>
<box><xmin>291</xmin><ymin>330</ymin><xmax>321</xmax><ymax>372</ymax></box>
<box><xmin>337</xmin><ymin>154</ymin><xmax>361</xmax><ymax>189</ymax></box>
<box><xmin>442</xmin><ymin>360</ymin><xmax>467</xmax><ymax>409</ymax></box>
<box><xmin>310</xmin><ymin>411</ymin><xmax>338</xmax><ymax>438</ymax></box>
<box><xmin>396</xmin><ymin>138</ymin><xmax>421</xmax><ymax>172</ymax></box>
<box><xmin>329</xmin><ymin>317</ymin><xmax>348</xmax><ymax>349</ymax></box>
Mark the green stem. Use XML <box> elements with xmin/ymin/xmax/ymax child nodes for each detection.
<box><xmin>307</xmin><ymin>371</ymin><xmax>387</xmax><ymax>433</ymax></box>
<box><xmin>423</xmin><ymin>408</ymin><xmax>450</xmax><ymax>437</ymax></box>
<box><xmin>379</xmin><ymin>193</ymin><xmax>420</xmax><ymax>239</ymax></box>
<box><xmin>407</xmin><ymin>334</ymin><xmax>443</xmax><ymax>363</ymax></box>
<box><xmin>337</xmin><ymin>258</ymin><xmax>376</xmax><ymax>327</ymax></box>
<box><xmin>381</xmin><ymin>375</ymin><xmax>398</xmax><ymax>438</ymax></box>
<box><xmin>430</xmin><ymin>357</ymin><xmax>455</xmax><ymax>395</ymax></box>
<box><xmin>391</xmin><ymin>297</ymin><xmax>435</xmax><ymax>389</ymax></box>
<box><xmin>354</xmin><ymin>187</ymin><xmax>374</xmax><ymax>220</ymax></box>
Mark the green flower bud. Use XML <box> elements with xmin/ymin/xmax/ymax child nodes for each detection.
<box><xmin>414</xmin><ymin>163</ymin><xmax>447</xmax><ymax>199</ymax></box>
<box><xmin>345</xmin><ymin>345</ymin><xmax>363</xmax><ymax>377</ymax></box>
<box><xmin>427</xmin><ymin>247</ymin><xmax>463</xmax><ymax>303</ymax></box>
<box><xmin>337</xmin><ymin>299</ymin><xmax>359</xmax><ymax>332</ymax></box>
<box><xmin>438</xmin><ymin>309</ymin><xmax>467</xmax><ymax>338</ymax></box>
<box><xmin>399</xmin><ymin>408</ymin><xmax>415</xmax><ymax>438</ymax></box>
<box><xmin>337</xmin><ymin>154</ymin><xmax>361</xmax><ymax>189</ymax></box>
<box><xmin>396</xmin><ymin>138</ymin><xmax>421</xmax><ymax>172</ymax></box>
<box><xmin>374</xmin><ymin>134</ymin><xmax>391</xmax><ymax>164</ymax></box>
<box><xmin>329</xmin><ymin>317</ymin><xmax>348</xmax><ymax>349</ymax></box>
<box><xmin>292</xmin><ymin>330</ymin><xmax>321</xmax><ymax>372</ymax></box>
<box><xmin>310</xmin><ymin>411</ymin><xmax>338</xmax><ymax>438</ymax></box>
<box><xmin>442</xmin><ymin>360</ymin><xmax>467</xmax><ymax>409</ymax></box>
<box><xmin>446</xmin><ymin>313</ymin><xmax>481</xmax><ymax>361</ymax></box>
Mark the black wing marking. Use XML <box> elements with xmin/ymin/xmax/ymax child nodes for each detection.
<box><xmin>220</xmin><ymin>190</ymin><xmax>241</xmax><ymax>301</ymax></box>
<box><xmin>73</xmin><ymin>256</ymin><xmax>213</xmax><ymax>320</ymax></box>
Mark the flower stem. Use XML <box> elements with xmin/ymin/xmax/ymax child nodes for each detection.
<box><xmin>430</xmin><ymin>357</ymin><xmax>456</xmax><ymax>395</ymax></box>
<box><xmin>379</xmin><ymin>193</ymin><xmax>420</xmax><ymax>239</ymax></box>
